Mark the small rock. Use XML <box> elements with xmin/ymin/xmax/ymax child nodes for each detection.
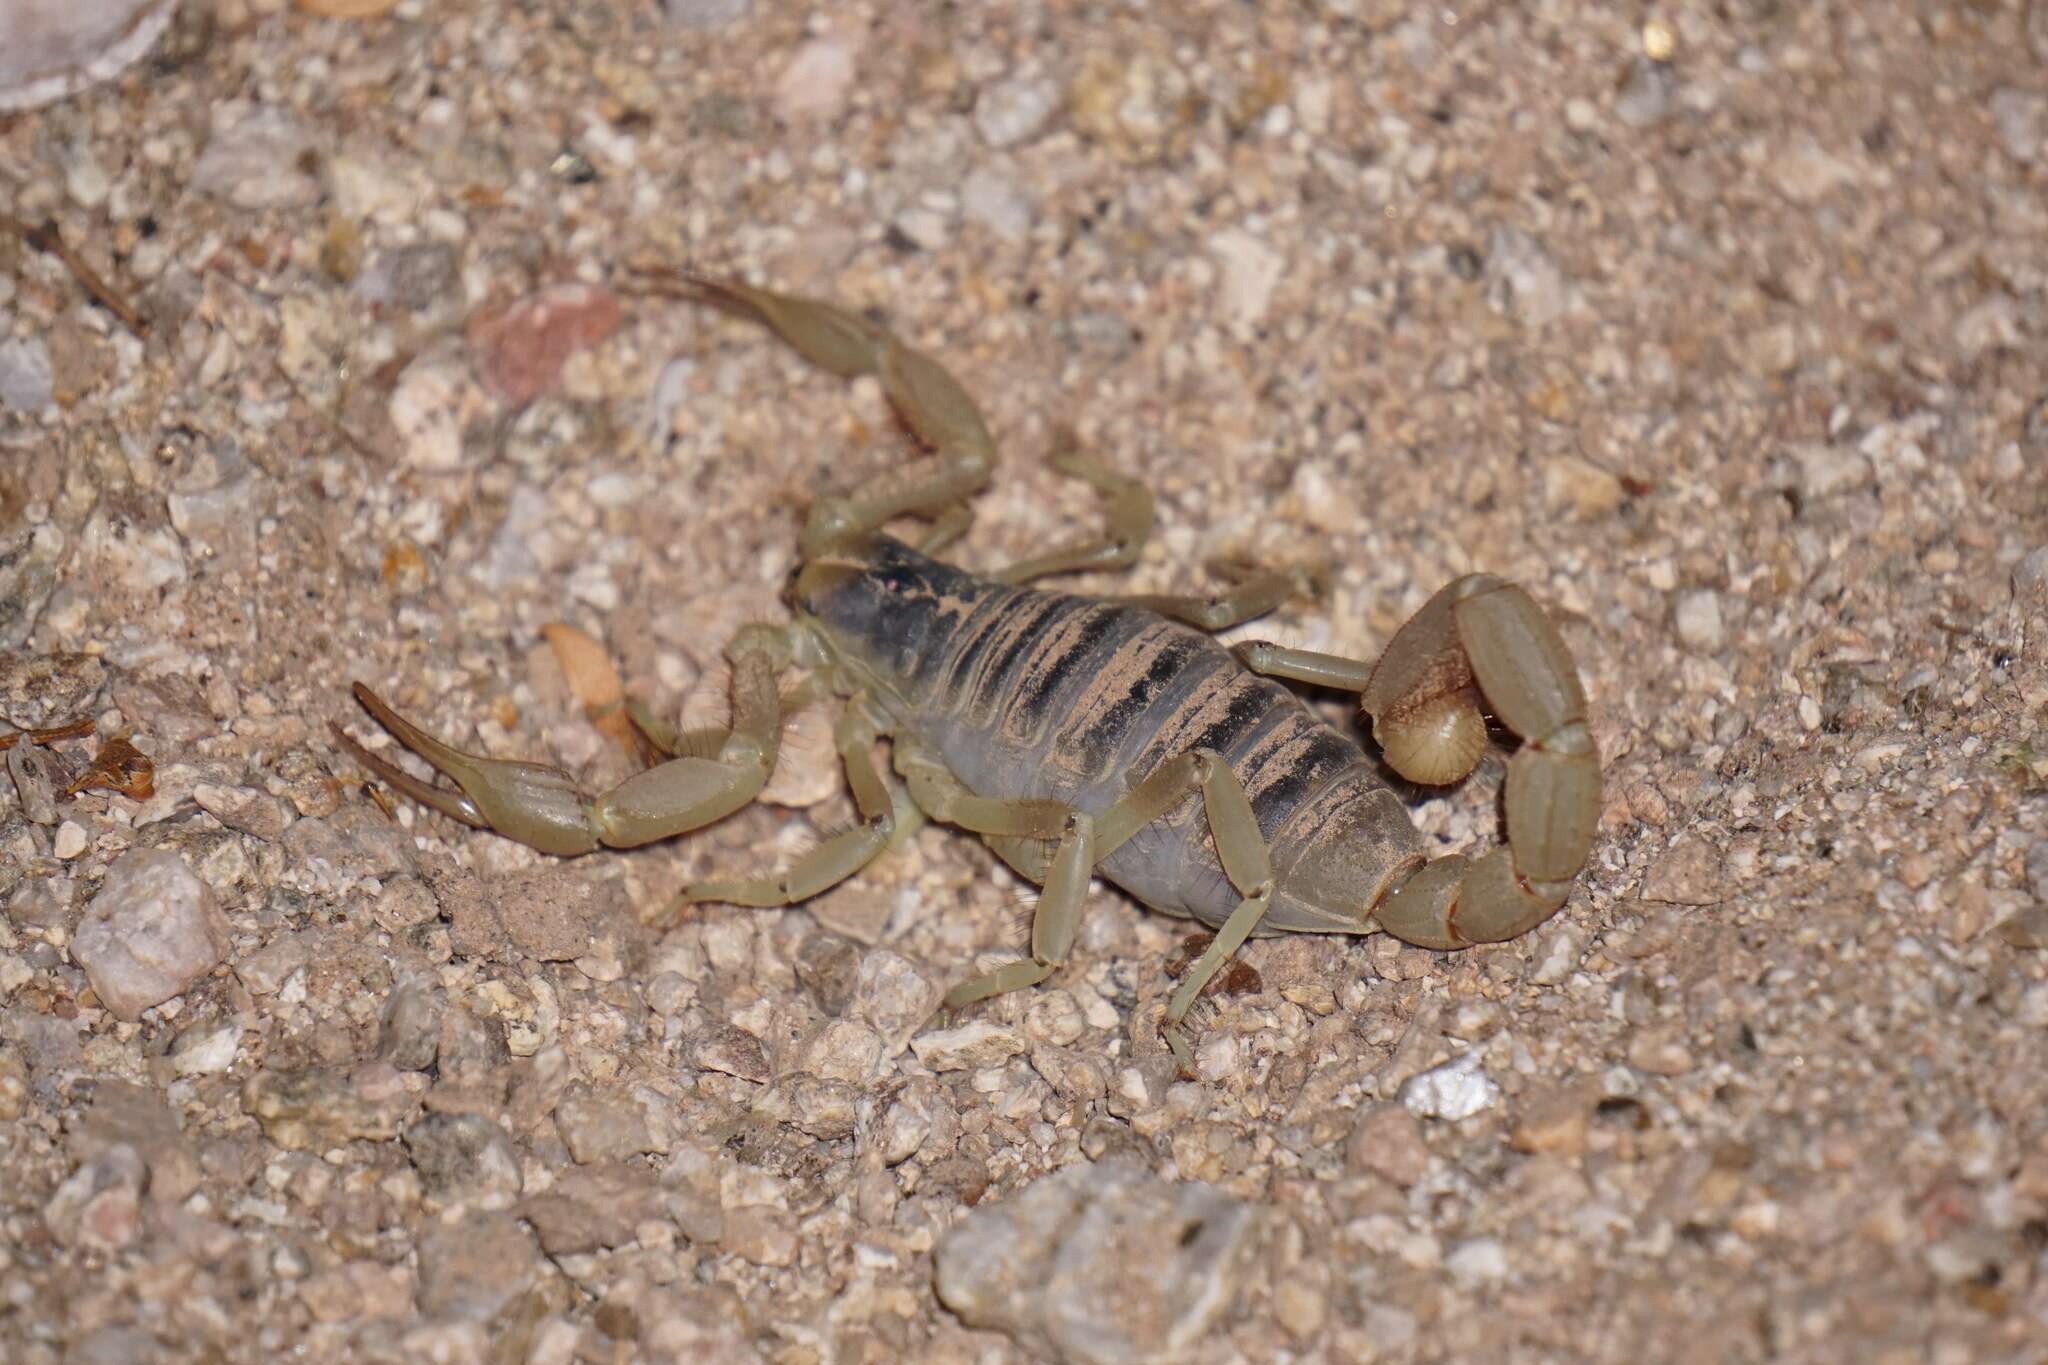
<box><xmin>1485</xmin><ymin>226</ymin><xmax>1569</xmax><ymax>329</ymax></box>
<box><xmin>72</xmin><ymin>848</ymin><xmax>225</xmax><ymax>1021</ymax></box>
<box><xmin>1546</xmin><ymin>455</ymin><xmax>1624</xmax><ymax>519</ymax></box>
<box><xmin>665</xmin><ymin>0</ymin><xmax>749</xmax><ymax>29</ymax></box>
<box><xmin>691</xmin><ymin>1024</ymin><xmax>771</xmax><ymax>1083</ymax></box>
<box><xmin>1398</xmin><ymin>1052</ymin><xmax>1501</xmax><ymax>1121</ymax></box>
<box><xmin>379</xmin><ymin>979</ymin><xmax>446</xmax><ymax>1071</ymax></box>
<box><xmin>521</xmin><ymin>1163</ymin><xmax>667</xmax><ymax>1255</ymax></box>
<box><xmin>1345</xmin><ymin>1103</ymin><xmax>1430</xmax><ymax>1187</ymax></box>
<box><xmin>1628</xmin><ymin>1029</ymin><xmax>1694</xmax><ymax>1076</ymax></box>
<box><xmin>1641</xmin><ymin>834</ymin><xmax>1725</xmax><ymax>905</ymax></box>
<box><xmin>0</xmin><ymin>0</ymin><xmax>181</xmax><ymax>113</ymax></box>
<box><xmin>7</xmin><ymin>742</ymin><xmax>58</xmax><ymax>825</ymax></box>
<box><xmin>467</xmin><ymin>283</ymin><xmax>623</xmax><ymax>408</ymax></box>
<box><xmin>190</xmin><ymin>102</ymin><xmax>322</xmax><ymax>209</ymax></box>
<box><xmin>416</xmin><ymin>1211</ymin><xmax>542</xmax><ymax>1321</ymax></box>
<box><xmin>723</xmin><ymin>1204</ymin><xmax>798</xmax><ymax>1267</ymax></box>
<box><xmin>1445</xmin><ymin>1237</ymin><xmax>1509</xmax><ymax>1288</ymax></box>
<box><xmin>774</xmin><ymin>35</ymin><xmax>859</xmax><ymax>124</ymax></box>
<box><xmin>933</xmin><ymin>1159</ymin><xmax>1264</xmax><ymax>1365</ymax></box>
<box><xmin>169</xmin><ymin>1019</ymin><xmax>241</xmax><ymax>1076</ymax></box>
<box><xmin>43</xmin><ymin>1144</ymin><xmax>144</xmax><ymax>1253</ymax></box>
<box><xmin>1767</xmin><ymin>133</ymin><xmax>1857</xmax><ymax>205</ymax></box>
<box><xmin>1613</xmin><ymin>60</ymin><xmax>1673</xmax><ymax>129</ymax></box>
<box><xmin>193</xmin><ymin>783</ymin><xmax>293</xmax><ymax>840</ymax></box>
<box><xmin>1673</xmin><ymin>589</ymin><xmax>1725</xmax><ymax>654</ymax></box>
<box><xmin>405</xmin><ymin>1113</ymin><xmax>523</xmax><ymax>1211</ymax></box>
<box><xmin>974</xmin><ymin>71</ymin><xmax>1062</xmax><ymax>148</ymax></box>
<box><xmin>0</xmin><ymin>335</ymin><xmax>55</xmax><ymax>413</ymax></box>
<box><xmin>555</xmin><ymin>1083</ymin><xmax>668</xmax><ymax>1162</ymax></box>
<box><xmin>1991</xmin><ymin>88</ymin><xmax>2047</xmax><ymax>164</ymax></box>
<box><xmin>1527</xmin><ymin>924</ymin><xmax>1586</xmax><ymax>985</ymax></box>
<box><xmin>2012</xmin><ymin>546</ymin><xmax>2048</xmax><ymax>607</ymax></box>
<box><xmin>961</xmin><ymin>164</ymin><xmax>1034</xmax><ymax>242</ymax></box>
<box><xmin>2027</xmin><ymin>840</ymin><xmax>2048</xmax><ymax>905</ymax></box>
<box><xmin>1210</xmin><ymin>229</ymin><xmax>1284</xmax><ymax>333</ymax></box>
<box><xmin>234</xmin><ymin>933</ymin><xmax>309</xmax><ymax>996</ymax></box>
<box><xmin>1509</xmin><ymin>1086</ymin><xmax>1592</xmax><ymax>1156</ymax></box>
<box><xmin>1069</xmin><ymin>49</ymin><xmax>1192</xmax><ymax>163</ymax></box>
<box><xmin>241</xmin><ymin>1067</ymin><xmax>414</xmax><ymax>1150</ymax></box>
<box><xmin>911</xmin><ymin>1019</ymin><xmax>1024</xmax><ymax>1072</ymax></box>
<box><xmin>389</xmin><ymin>342</ymin><xmax>496</xmax><ymax>471</ymax></box>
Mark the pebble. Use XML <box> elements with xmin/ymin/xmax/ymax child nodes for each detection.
<box><xmin>240</xmin><ymin>1066</ymin><xmax>414</xmax><ymax>1150</ymax></box>
<box><xmin>1485</xmin><ymin>226</ymin><xmax>1569</xmax><ymax>329</ymax></box>
<box><xmin>555</xmin><ymin>1083</ymin><xmax>669</xmax><ymax>1161</ymax></box>
<box><xmin>389</xmin><ymin>343</ymin><xmax>496</xmax><ymax>471</ymax></box>
<box><xmin>1613</xmin><ymin>60</ymin><xmax>1673</xmax><ymax>129</ymax></box>
<box><xmin>664</xmin><ymin>0</ymin><xmax>750</xmax><ymax>29</ymax></box>
<box><xmin>8</xmin><ymin>743</ymin><xmax>59</xmax><ymax>825</ymax></box>
<box><xmin>71</xmin><ymin>847</ymin><xmax>225</xmax><ymax>1021</ymax></box>
<box><xmin>2012</xmin><ymin>546</ymin><xmax>2048</xmax><ymax>607</ymax></box>
<box><xmin>722</xmin><ymin>1204</ymin><xmax>799</xmax><ymax>1267</ymax></box>
<box><xmin>1398</xmin><ymin>1052</ymin><xmax>1501</xmax><ymax>1121</ymax></box>
<box><xmin>1990</xmin><ymin>88</ymin><xmax>2046</xmax><ymax>164</ymax></box>
<box><xmin>520</xmin><ymin>1162</ymin><xmax>666</xmax><ymax>1255</ymax></box>
<box><xmin>1508</xmin><ymin>1086</ymin><xmax>1593</xmax><ymax>1156</ymax></box>
<box><xmin>933</xmin><ymin>1159</ymin><xmax>1263</xmax><ymax>1365</ymax></box>
<box><xmin>467</xmin><ymin>283</ymin><xmax>623</xmax><ymax>408</ymax></box>
<box><xmin>0</xmin><ymin>0</ymin><xmax>180</xmax><ymax>112</ymax></box>
<box><xmin>1673</xmin><ymin>588</ymin><xmax>1725</xmax><ymax>654</ymax></box>
<box><xmin>961</xmin><ymin>164</ymin><xmax>1034</xmax><ymax>242</ymax></box>
<box><xmin>774</xmin><ymin>35</ymin><xmax>859</xmax><ymax>125</ymax></box>
<box><xmin>974</xmin><ymin>71</ymin><xmax>1062</xmax><ymax>148</ymax></box>
<box><xmin>1209</xmin><ymin>229</ymin><xmax>1285</xmax><ymax>333</ymax></box>
<box><xmin>169</xmin><ymin>1020</ymin><xmax>241</xmax><ymax>1076</ymax></box>
<box><xmin>910</xmin><ymin>1019</ymin><xmax>1024</xmax><ymax>1072</ymax></box>
<box><xmin>189</xmin><ymin>103</ymin><xmax>324</xmax><ymax>209</ymax></box>
<box><xmin>2025</xmin><ymin>840</ymin><xmax>2048</xmax><ymax>906</ymax></box>
<box><xmin>0</xmin><ymin>335</ymin><xmax>55</xmax><ymax>413</ymax></box>
<box><xmin>416</xmin><ymin>1211</ymin><xmax>543</xmax><ymax>1321</ymax></box>
<box><xmin>1767</xmin><ymin>132</ymin><xmax>1857</xmax><ymax>204</ymax></box>
<box><xmin>233</xmin><ymin>932</ymin><xmax>310</xmax><ymax>996</ymax></box>
<box><xmin>1345</xmin><ymin>1103</ymin><xmax>1430</xmax><ymax>1188</ymax></box>
<box><xmin>1526</xmin><ymin>924</ymin><xmax>1586</xmax><ymax>985</ymax></box>
<box><xmin>404</xmin><ymin>1113</ymin><xmax>523</xmax><ymax>1211</ymax></box>
<box><xmin>43</xmin><ymin>1145</ymin><xmax>145</xmax><ymax>1254</ymax></box>
<box><xmin>1794</xmin><ymin>444</ymin><xmax>1872</xmax><ymax>500</ymax></box>
<box><xmin>193</xmin><ymin>783</ymin><xmax>293</xmax><ymax>841</ymax></box>
<box><xmin>1445</xmin><ymin>1237</ymin><xmax>1509</xmax><ymax>1288</ymax></box>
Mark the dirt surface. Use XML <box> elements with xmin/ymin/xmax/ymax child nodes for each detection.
<box><xmin>3</xmin><ymin>1</ymin><xmax>2047</xmax><ymax>1361</ymax></box>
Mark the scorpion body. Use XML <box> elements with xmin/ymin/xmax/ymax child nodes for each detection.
<box><xmin>337</xmin><ymin>277</ymin><xmax>1602</xmax><ymax>1064</ymax></box>
<box><xmin>800</xmin><ymin>533</ymin><xmax>1425</xmax><ymax>937</ymax></box>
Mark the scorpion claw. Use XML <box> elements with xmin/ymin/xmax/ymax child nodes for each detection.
<box><xmin>341</xmin><ymin>683</ymin><xmax>604</xmax><ymax>857</ymax></box>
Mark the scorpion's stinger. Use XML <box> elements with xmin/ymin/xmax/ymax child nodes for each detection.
<box><xmin>1238</xmin><ymin>575</ymin><xmax>1602</xmax><ymax>949</ymax></box>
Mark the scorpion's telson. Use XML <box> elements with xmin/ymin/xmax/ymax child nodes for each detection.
<box><xmin>336</xmin><ymin>276</ymin><xmax>1602</xmax><ymax>1069</ymax></box>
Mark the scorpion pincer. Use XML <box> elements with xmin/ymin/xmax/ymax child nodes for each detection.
<box><xmin>335</xmin><ymin>278</ymin><xmax>1603</xmax><ymax>1067</ymax></box>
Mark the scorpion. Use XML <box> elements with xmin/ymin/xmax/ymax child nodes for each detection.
<box><xmin>335</xmin><ymin>278</ymin><xmax>1602</xmax><ymax>1067</ymax></box>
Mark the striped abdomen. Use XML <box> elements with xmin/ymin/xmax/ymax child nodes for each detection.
<box><xmin>799</xmin><ymin>535</ymin><xmax>1425</xmax><ymax>931</ymax></box>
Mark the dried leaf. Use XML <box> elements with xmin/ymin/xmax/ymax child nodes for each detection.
<box><xmin>543</xmin><ymin>623</ymin><xmax>637</xmax><ymax>757</ymax></box>
<box><xmin>63</xmin><ymin>736</ymin><xmax>155</xmax><ymax>801</ymax></box>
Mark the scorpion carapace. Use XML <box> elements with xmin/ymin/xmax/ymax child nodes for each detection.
<box><xmin>334</xmin><ymin>276</ymin><xmax>1602</xmax><ymax>1067</ymax></box>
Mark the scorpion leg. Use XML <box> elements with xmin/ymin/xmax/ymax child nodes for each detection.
<box><xmin>683</xmin><ymin>694</ymin><xmax>919</xmax><ymax>907</ymax></box>
<box><xmin>1246</xmin><ymin>576</ymin><xmax>1600</xmax><ymax>948</ymax></box>
<box><xmin>900</xmin><ymin>747</ymin><xmax>1214</xmax><ymax>1008</ymax></box>
<box><xmin>1162</xmin><ymin>753</ymin><xmax>1276</xmax><ymax>1070</ymax></box>
<box><xmin>337</xmin><ymin>628</ymin><xmax>795</xmax><ymax>855</ymax></box>
<box><xmin>988</xmin><ymin>428</ymin><xmax>1156</xmax><ymax>584</ymax></box>
<box><xmin>1121</xmin><ymin>563</ymin><xmax>1322</xmax><ymax>632</ymax></box>
<box><xmin>686</xmin><ymin>278</ymin><xmax>996</xmax><ymax>557</ymax></box>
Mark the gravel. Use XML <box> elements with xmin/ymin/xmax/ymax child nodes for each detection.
<box><xmin>2</xmin><ymin>3</ymin><xmax>2045</xmax><ymax>1361</ymax></box>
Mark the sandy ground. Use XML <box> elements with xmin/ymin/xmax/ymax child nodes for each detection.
<box><xmin>2</xmin><ymin>1</ymin><xmax>2047</xmax><ymax>1361</ymax></box>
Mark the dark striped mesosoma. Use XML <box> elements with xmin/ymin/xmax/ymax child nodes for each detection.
<box><xmin>337</xmin><ymin>278</ymin><xmax>1603</xmax><ymax>1066</ymax></box>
